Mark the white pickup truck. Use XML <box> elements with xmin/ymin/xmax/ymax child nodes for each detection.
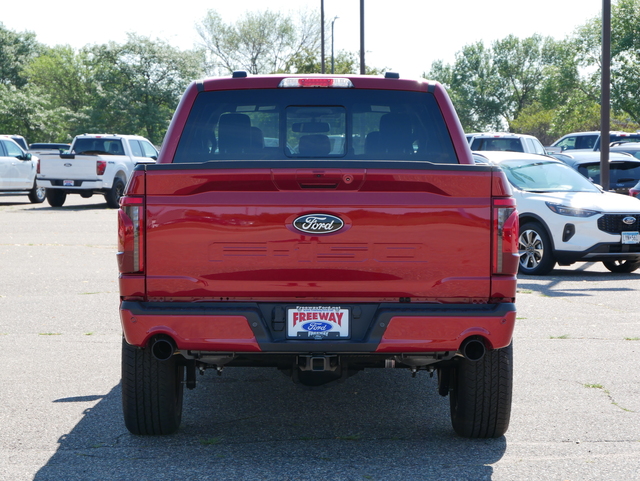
<box><xmin>37</xmin><ymin>134</ymin><xmax>158</xmax><ymax>207</ymax></box>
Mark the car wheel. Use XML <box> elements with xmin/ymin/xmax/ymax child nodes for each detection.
<box><xmin>121</xmin><ymin>338</ymin><xmax>184</xmax><ymax>435</ymax></box>
<box><xmin>602</xmin><ymin>259</ymin><xmax>640</xmax><ymax>273</ymax></box>
<box><xmin>518</xmin><ymin>222</ymin><xmax>556</xmax><ymax>275</ymax></box>
<box><xmin>105</xmin><ymin>178</ymin><xmax>125</xmax><ymax>208</ymax></box>
<box><xmin>46</xmin><ymin>189</ymin><xmax>66</xmax><ymax>207</ymax></box>
<box><xmin>449</xmin><ymin>343</ymin><xmax>513</xmax><ymax>438</ymax></box>
<box><xmin>28</xmin><ymin>183</ymin><xmax>46</xmax><ymax>203</ymax></box>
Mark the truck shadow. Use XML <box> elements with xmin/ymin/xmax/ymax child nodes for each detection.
<box><xmin>34</xmin><ymin>368</ymin><xmax>506</xmax><ymax>480</ymax></box>
<box><xmin>517</xmin><ymin>263</ymin><xmax>639</xmax><ymax>298</ymax></box>
<box><xmin>0</xmin><ymin>203</ymin><xmax>112</xmax><ymax>211</ymax></box>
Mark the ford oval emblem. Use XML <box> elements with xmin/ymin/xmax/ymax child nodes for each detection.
<box><xmin>64</xmin><ymin>163</ymin><xmax>72</xmax><ymax>167</ymax></box>
<box><xmin>623</xmin><ymin>216</ymin><xmax>637</xmax><ymax>225</ymax></box>
<box><xmin>302</xmin><ymin>321</ymin><xmax>333</xmax><ymax>332</ymax></box>
<box><xmin>293</xmin><ymin>214</ymin><xmax>344</xmax><ymax>235</ymax></box>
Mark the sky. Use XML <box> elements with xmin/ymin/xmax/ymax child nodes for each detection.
<box><xmin>2</xmin><ymin>0</ymin><xmax>603</xmax><ymax>79</ymax></box>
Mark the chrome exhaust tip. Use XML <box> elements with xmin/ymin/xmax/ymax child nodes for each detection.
<box><xmin>460</xmin><ymin>337</ymin><xmax>486</xmax><ymax>362</ymax></box>
<box><xmin>151</xmin><ymin>337</ymin><xmax>176</xmax><ymax>361</ymax></box>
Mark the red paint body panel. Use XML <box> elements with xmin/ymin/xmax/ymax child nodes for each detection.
<box><xmin>142</xmin><ymin>169</ymin><xmax>494</xmax><ymax>301</ymax></box>
<box><xmin>121</xmin><ymin>308</ymin><xmax>261</xmax><ymax>351</ymax></box>
<box><xmin>376</xmin><ymin>311</ymin><xmax>515</xmax><ymax>352</ymax></box>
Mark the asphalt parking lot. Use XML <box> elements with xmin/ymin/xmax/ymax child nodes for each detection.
<box><xmin>1</xmin><ymin>193</ymin><xmax>639</xmax><ymax>481</ymax></box>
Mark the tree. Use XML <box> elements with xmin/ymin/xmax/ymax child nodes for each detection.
<box><xmin>426</xmin><ymin>42</ymin><xmax>504</xmax><ymax>132</ymax></box>
<box><xmin>84</xmin><ymin>35</ymin><xmax>204</xmax><ymax>144</ymax></box>
<box><xmin>291</xmin><ymin>49</ymin><xmax>386</xmax><ymax>75</ymax></box>
<box><xmin>197</xmin><ymin>9</ymin><xmax>320</xmax><ymax>74</ymax></box>
<box><xmin>427</xmin><ymin>35</ymin><xmax>587</xmax><ymax>137</ymax></box>
<box><xmin>0</xmin><ymin>84</ymin><xmax>74</xmax><ymax>142</ymax></box>
<box><xmin>0</xmin><ymin>23</ymin><xmax>41</xmax><ymax>87</ymax></box>
<box><xmin>574</xmin><ymin>0</ymin><xmax>640</xmax><ymax>127</ymax></box>
<box><xmin>25</xmin><ymin>45</ymin><xmax>95</xmax><ymax>112</ymax></box>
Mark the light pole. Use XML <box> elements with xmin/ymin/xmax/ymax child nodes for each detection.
<box><xmin>320</xmin><ymin>0</ymin><xmax>325</xmax><ymax>74</ymax></box>
<box><xmin>331</xmin><ymin>16</ymin><xmax>339</xmax><ymax>74</ymax></box>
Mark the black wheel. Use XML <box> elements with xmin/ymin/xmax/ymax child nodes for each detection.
<box><xmin>28</xmin><ymin>183</ymin><xmax>46</xmax><ymax>203</ymax></box>
<box><xmin>46</xmin><ymin>189</ymin><xmax>66</xmax><ymax>207</ymax></box>
<box><xmin>602</xmin><ymin>259</ymin><xmax>640</xmax><ymax>273</ymax></box>
<box><xmin>449</xmin><ymin>343</ymin><xmax>513</xmax><ymax>438</ymax></box>
<box><xmin>105</xmin><ymin>178</ymin><xmax>125</xmax><ymax>208</ymax></box>
<box><xmin>518</xmin><ymin>222</ymin><xmax>556</xmax><ymax>275</ymax></box>
<box><xmin>121</xmin><ymin>338</ymin><xmax>184</xmax><ymax>435</ymax></box>
<box><xmin>80</xmin><ymin>191</ymin><xmax>94</xmax><ymax>199</ymax></box>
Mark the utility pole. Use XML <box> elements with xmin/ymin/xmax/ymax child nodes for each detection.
<box><xmin>360</xmin><ymin>0</ymin><xmax>365</xmax><ymax>74</ymax></box>
<box><xmin>601</xmin><ymin>0</ymin><xmax>611</xmax><ymax>191</ymax></box>
<box><xmin>331</xmin><ymin>16</ymin><xmax>339</xmax><ymax>74</ymax></box>
<box><xmin>321</xmin><ymin>0</ymin><xmax>325</xmax><ymax>74</ymax></box>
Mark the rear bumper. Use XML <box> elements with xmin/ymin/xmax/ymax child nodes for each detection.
<box><xmin>120</xmin><ymin>301</ymin><xmax>516</xmax><ymax>354</ymax></box>
<box><xmin>36</xmin><ymin>178</ymin><xmax>108</xmax><ymax>190</ymax></box>
<box><xmin>555</xmin><ymin>242</ymin><xmax>640</xmax><ymax>264</ymax></box>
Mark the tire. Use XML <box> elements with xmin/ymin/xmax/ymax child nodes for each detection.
<box><xmin>602</xmin><ymin>259</ymin><xmax>640</xmax><ymax>273</ymax></box>
<box><xmin>449</xmin><ymin>342</ymin><xmax>513</xmax><ymax>438</ymax></box>
<box><xmin>28</xmin><ymin>183</ymin><xmax>46</xmax><ymax>203</ymax></box>
<box><xmin>121</xmin><ymin>338</ymin><xmax>184</xmax><ymax>435</ymax></box>
<box><xmin>46</xmin><ymin>189</ymin><xmax>66</xmax><ymax>207</ymax></box>
<box><xmin>105</xmin><ymin>178</ymin><xmax>125</xmax><ymax>208</ymax></box>
<box><xmin>518</xmin><ymin>222</ymin><xmax>556</xmax><ymax>275</ymax></box>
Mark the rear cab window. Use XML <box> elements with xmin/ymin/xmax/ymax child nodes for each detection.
<box><xmin>173</xmin><ymin>88</ymin><xmax>457</xmax><ymax>164</ymax></box>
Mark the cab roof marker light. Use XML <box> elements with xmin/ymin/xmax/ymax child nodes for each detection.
<box><xmin>278</xmin><ymin>78</ymin><xmax>354</xmax><ymax>88</ymax></box>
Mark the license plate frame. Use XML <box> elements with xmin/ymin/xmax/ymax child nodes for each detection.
<box><xmin>63</xmin><ymin>180</ymin><xmax>74</xmax><ymax>187</ymax></box>
<box><xmin>286</xmin><ymin>306</ymin><xmax>350</xmax><ymax>339</ymax></box>
<box><xmin>621</xmin><ymin>231</ymin><xmax>640</xmax><ymax>244</ymax></box>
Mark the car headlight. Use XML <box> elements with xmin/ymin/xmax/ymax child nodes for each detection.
<box><xmin>545</xmin><ymin>202</ymin><xmax>600</xmax><ymax>217</ymax></box>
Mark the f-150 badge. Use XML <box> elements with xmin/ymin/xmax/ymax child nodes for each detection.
<box><xmin>293</xmin><ymin>214</ymin><xmax>344</xmax><ymax>235</ymax></box>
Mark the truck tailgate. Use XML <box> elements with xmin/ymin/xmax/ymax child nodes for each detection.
<box><xmin>39</xmin><ymin>155</ymin><xmax>101</xmax><ymax>180</ymax></box>
<box><xmin>143</xmin><ymin>166</ymin><xmax>494</xmax><ymax>301</ymax></box>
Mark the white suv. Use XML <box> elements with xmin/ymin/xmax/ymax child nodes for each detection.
<box><xmin>469</xmin><ymin>132</ymin><xmax>548</xmax><ymax>155</ymax></box>
<box><xmin>475</xmin><ymin>151</ymin><xmax>640</xmax><ymax>275</ymax></box>
<box><xmin>0</xmin><ymin>136</ymin><xmax>45</xmax><ymax>203</ymax></box>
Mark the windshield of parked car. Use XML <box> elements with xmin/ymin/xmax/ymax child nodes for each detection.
<box><xmin>577</xmin><ymin>162</ymin><xmax>640</xmax><ymax>185</ymax></box>
<box><xmin>73</xmin><ymin>139</ymin><xmax>124</xmax><ymax>155</ymax></box>
<box><xmin>470</xmin><ymin>138</ymin><xmax>524</xmax><ymax>152</ymax></box>
<box><xmin>499</xmin><ymin>160</ymin><xmax>601</xmax><ymax>193</ymax></box>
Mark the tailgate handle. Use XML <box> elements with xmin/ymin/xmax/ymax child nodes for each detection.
<box><xmin>271</xmin><ymin>169</ymin><xmax>364</xmax><ymax>190</ymax></box>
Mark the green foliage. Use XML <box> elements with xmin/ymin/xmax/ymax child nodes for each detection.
<box><xmin>6</xmin><ymin>4</ymin><xmax>640</xmax><ymax>146</ymax></box>
<box><xmin>426</xmin><ymin>42</ymin><xmax>504</xmax><ymax>132</ymax></box>
<box><xmin>573</xmin><ymin>0</ymin><xmax>640</xmax><ymax>127</ymax></box>
<box><xmin>84</xmin><ymin>34</ymin><xmax>204</xmax><ymax>144</ymax></box>
<box><xmin>0</xmin><ymin>84</ymin><xmax>74</xmax><ymax>142</ymax></box>
<box><xmin>197</xmin><ymin>9</ymin><xmax>320</xmax><ymax>74</ymax></box>
<box><xmin>25</xmin><ymin>45</ymin><xmax>95</xmax><ymax>112</ymax></box>
<box><xmin>428</xmin><ymin>35</ymin><xmax>583</xmax><ymax>135</ymax></box>
<box><xmin>292</xmin><ymin>49</ymin><xmax>385</xmax><ymax>75</ymax></box>
<box><xmin>0</xmin><ymin>23</ymin><xmax>41</xmax><ymax>87</ymax></box>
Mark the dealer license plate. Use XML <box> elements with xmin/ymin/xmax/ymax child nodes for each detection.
<box><xmin>63</xmin><ymin>180</ymin><xmax>74</xmax><ymax>186</ymax></box>
<box><xmin>621</xmin><ymin>231</ymin><xmax>640</xmax><ymax>244</ymax></box>
<box><xmin>287</xmin><ymin>306</ymin><xmax>350</xmax><ymax>339</ymax></box>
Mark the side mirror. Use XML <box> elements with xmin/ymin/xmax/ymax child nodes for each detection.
<box><xmin>19</xmin><ymin>153</ymin><xmax>32</xmax><ymax>161</ymax></box>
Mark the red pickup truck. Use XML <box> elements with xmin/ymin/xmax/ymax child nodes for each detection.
<box><xmin>118</xmin><ymin>73</ymin><xmax>519</xmax><ymax>438</ymax></box>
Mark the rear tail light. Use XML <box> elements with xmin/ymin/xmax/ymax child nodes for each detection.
<box><xmin>117</xmin><ymin>196</ymin><xmax>144</xmax><ymax>273</ymax></box>
<box><xmin>97</xmin><ymin>160</ymin><xmax>107</xmax><ymax>176</ymax></box>
<box><xmin>36</xmin><ymin>157</ymin><xmax>41</xmax><ymax>174</ymax></box>
<box><xmin>493</xmin><ymin>198</ymin><xmax>519</xmax><ymax>275</ymax></box>
<box><xmin>630</xmin><ymin>186</ymin><xmax>639</xmax><ymax>197</ymax></box>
